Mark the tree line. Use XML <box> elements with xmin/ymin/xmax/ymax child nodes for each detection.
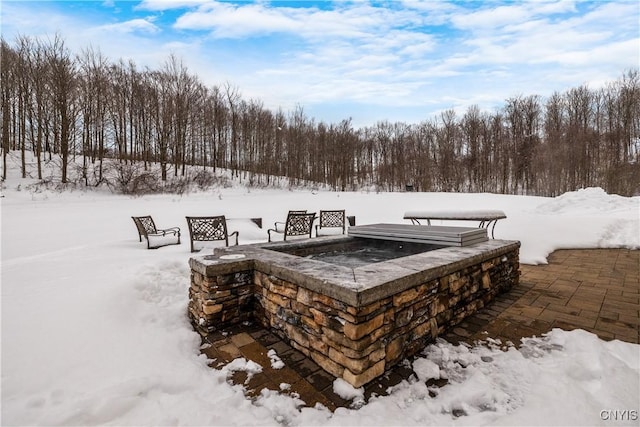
<box><xmin>2</xmin><ymin>35</ymin><xmax>639</xmax><ymax>196</ymax></box>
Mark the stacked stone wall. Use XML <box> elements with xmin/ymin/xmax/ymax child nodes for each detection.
<box><xmin>188</xmin><ymin>247</ymin><xmax>520</xmax><ymax>387</ymax></box>
<box><xmin>188</xmin><ymin>268</ymin><xmax>255</xmax><ymax>336</ymax></box>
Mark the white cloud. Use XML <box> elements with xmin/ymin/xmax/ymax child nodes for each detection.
<box><xmin>0</xmin><ymin>0</ymin><xmax>636</xmax><ymax>127</ymax></box>
<box><xmin>178</xmin><ymin>2</ymin><xmax>302</xmax><ymax>37</ymax></box>
<box><xmin>136</xmin><ymin>0</ymin><xmax>211</xmax><ymax>11</ymax></box>
<box><xmin>544</xmin><ymin>38</ymin><xmax>640</xmax><ymax>68</ymax></box>
<box><xmin>172</xmin><ymin>1</ymin><xmax>421</xmax><ymax>40</ymax></box>
<box><xmin>91</xmin><ymin>18</ymin><xmax>160</xmax><ymax>35</ymax></box>
<box><xmin>576</xmin><ymin>1</ymin><xmax>639</xmax><ymax>28</ymax></box>
<box><xmin>447</xmin><ymin>1</ymin><xmax>638</xmax><ymax>72</ymax></box>
<box><xmin>450</xmin><ymin>1</ymin><xmax>579</xmax><ymax>31</ymax></box>
<box><xmin>399</xmin><ymin>0</ymin><xmax>460</xmax><ymax>19</ymax></box>
<box><xmin>451</xmin><ymin>4</ymin><xmax>532</xmax><ymax>30</ymax></box>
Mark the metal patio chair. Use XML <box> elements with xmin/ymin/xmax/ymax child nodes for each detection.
<box><xmin>315</xmin><ymin>209</ymin><xmax>347</xmax><ymax>236</ymax></box>
<box><xmin>268</xmin><ymin>211</ymin><xmax>316</xmax><ymax>242</ymax></box>
<box><xmin>186</xmin><ymin>215</ymin><xmax>239</xmax><ymax>252</ymax></box>
<box><xmin>132</xmin><ymin>215</ymin><xmax>181</xmax><ymax>249</ymax></box>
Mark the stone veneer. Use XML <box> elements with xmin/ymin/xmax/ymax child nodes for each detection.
<box><xmin>188</xmin><ymin>236</ymin><xmax>520</xmax><ymax>387</ymax></box>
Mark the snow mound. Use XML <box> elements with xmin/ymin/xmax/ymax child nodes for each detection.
<box><xmin>412</xmin><ymin>358</ymin><xmax>440</xmax><ymax>381</ymax></box>
<box><xmin>534</xmin><ymin>187</ymin><xmax>640</xmax><ymax>215</ymax></box>
<box><xmin>599</xmin><ymin>219</ymin><xmax>640</xmax><ymax>249</ymax></box>
<box><xmin>332</xmin><ymin>378</ymin><xmax>364</xmax><ymax>406</ymax></box>
<box><xmin>267</xmin><ymin>349</ymin><xmax>285</xmax><ymax>370</ymax></box>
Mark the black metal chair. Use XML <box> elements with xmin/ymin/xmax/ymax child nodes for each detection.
<box><xmin>132</xmin><ymin>215</ymin><xmax>181</xmax><ymax>249</ymax></box>
<box><xmin>315</xmin><ymin>210</ymin><xmax>346</xmax><ymax>236</ymax></box>
<box><xmin>272</xmin><ymin>210</ymin><xmax>307</xmax><ymax>233</ymax></box>
<box><xmin>268</xmin><ymin>211</ymin><xmax>316</xmax><ymax>242</ymax></box>
<box><xmin>186</xmin><ymin>216</ymin><xmax>239</xmax><ymax>252</ymax></box>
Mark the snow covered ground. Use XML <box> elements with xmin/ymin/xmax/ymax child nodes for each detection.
<box><xmin>2</xmin><ymin>160</ymin><xmax>639</xmax><ymax>426</ymax></box>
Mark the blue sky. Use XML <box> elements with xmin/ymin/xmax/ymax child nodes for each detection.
<box><xmin>1</xmin><ymin>0</ymin><xmax>638</xmax><ymax>127</ymax></box>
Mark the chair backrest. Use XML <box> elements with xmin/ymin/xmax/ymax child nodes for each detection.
<box><xmin>284</xmin><ymin>212</ymin><xmax>316</xmax><ymax>240</ymax></box>
<box><xmin>132</xmin><ymin>216</ymin><xmax>157</xmax><ymax>237</ymax></box>
<box><xmin>186</xmin><ymin>216</ymin><xmax>229</xmax><ymax>244</ymax></box>
<box><xmin>318</xmin><ymin>210</ymin><xmax>345</xmax><ymax>229</ymax></box>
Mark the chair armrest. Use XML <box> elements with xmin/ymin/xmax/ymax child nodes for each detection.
<box><xmin>267</xmin><ymin>228</ymin><xmax>280</xmax><ymax>242</ymax></box>
<box><xmin>229</xmin><ymin>231</ymin><xmax>239</xmax><ymax>246</ymax></box>
<box><xmin>158</xmin><ymin>227</ymin><xmax>181</xmax><ymax>236</ymax></box>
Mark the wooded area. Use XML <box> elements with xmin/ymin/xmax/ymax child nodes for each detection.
<box><xmin>2</xmin><ymin>35</ymin><xmax>639</xmax><ymax>196</ymax></box>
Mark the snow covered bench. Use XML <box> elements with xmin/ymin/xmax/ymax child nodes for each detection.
<box><xmin>403</xmin><ymin>210</ymin><xmax>506</xmax><ymax>238</ymax></box>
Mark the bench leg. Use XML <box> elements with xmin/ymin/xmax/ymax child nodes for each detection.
<box><xmin>479</xmin><ymin>219</ymin><xmax>498</xmax><ymax>238</ymax></box>
<box><xmin>489</xmin><ymin>220</ymin><xmax>498</xmax><ymax>238</ymax></box>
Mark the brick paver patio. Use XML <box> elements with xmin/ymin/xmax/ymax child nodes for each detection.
<box><xmin>200</xmin><ymin>248</ymin><xmax>639</xmax><ymax>410</ymax></box>
<box><xmin>442</xmin><ymin>248</ymin><xmax>639</xmax><ymax>345</ymax></box>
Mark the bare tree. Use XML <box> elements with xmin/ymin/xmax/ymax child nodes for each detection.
<box><xmin>3</xmin><ymin>34</ymin><xmax>638</xmax><ymax>196</ymax></box>
<box><xmin>78</xmin><ymin>46</ymin><xmax>110</xmax><ymax>185</ymax></box>
<box><xmin>505</xmin><ymin>95</ymin><xmax>541</xmax><ymax>193</ymax></box>
<box><xmin>46</xmin><ymin>35</ymin><xmax>78</xmax><ymax>183</ymax></box>
<box><xmin>1</xmin><ymin>39</ymin><xmax>18</xmax><ymax>180</ymax></box>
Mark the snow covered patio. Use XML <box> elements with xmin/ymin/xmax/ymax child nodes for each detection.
<box><xmin>3</xmin><ymin>180</ymin><xmax>638</xmax><ymax>425</ymax></box>
<box><xmin>198</xmin><ymin>248</ymin><xmax>639</xmax><ymax>410</ymax></box>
